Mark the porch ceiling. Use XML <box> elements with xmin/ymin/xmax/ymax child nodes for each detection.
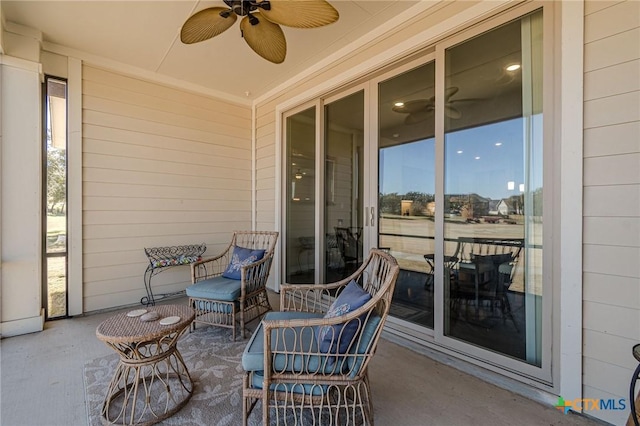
<box><xmin>1</xmin><ymin>0</ymin><xmax>419</xmax><ymax>102</ymax></box>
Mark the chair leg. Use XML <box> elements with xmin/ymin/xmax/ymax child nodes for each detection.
<box><xmin>242</xmin><ymin>374</ymin><xmax>251</xmax><ymax>426</ymax></box>
<box><xmin>363</xmin><ymin>375</ymin><xmax>374</xmax><ymax>426</ymax></box>
<box><xmin>501</xmin><ymin>293</ymin><xmax>519</xmax><ymax>332</ymax></box>
<box><xmin>262</xmin><ymin>388</ymin><xmax>270</xmax><ymax>426</ymax></box>
<box><xmin>240</xmin><ymin>303</ymin><xmax>245</xmax><ymax>339</ymax></box>
<box><xmin>232</xmin><ymin>306</ymin><xmax>237</xmax><ymax>341</ymax></box>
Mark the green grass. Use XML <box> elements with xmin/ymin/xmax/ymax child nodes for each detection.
<box><xmin>46</xmin><ymin>214</ymin><xmax>67</xmax><ymax>317</ymax></box>
<box><xmin>47</xmin><ymin>256</ymin><xmax>66</xmax><ymax>318</ymax></box>
<box><xmin>47</xmin><ymin>214</ymin><xmax>66</xmax><ymax>237</ymax></box>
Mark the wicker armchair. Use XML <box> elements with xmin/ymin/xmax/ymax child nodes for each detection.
<box><xmin>186</xmin><ymin>231</ymin><xmax>278</xmax><ymax>340</ymax></box>
<box><xmin>242</xmin><ymin>249</ymin><xmax>400</xmax><ymax>425</ymax></box>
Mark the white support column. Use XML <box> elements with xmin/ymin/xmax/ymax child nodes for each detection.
<box><xmin>67</xmin><ymin>57</ymin><xmax>83</xmax><ymax>316</ymax></box>
<box><xmin>557</xmin><ymin>0</ymin><xmax>584</xmax><ymax>401</ymax></box>
<box><xmin>0</xmin><ymin>55</ymin><xmax>44</xmax><ymax>336</ymax></box>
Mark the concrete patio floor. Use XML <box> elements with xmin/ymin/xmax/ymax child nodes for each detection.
<box><xmin>0</xmin><ymin>294</ymin><xmax>604</xmax><ymax>426</ymax></box>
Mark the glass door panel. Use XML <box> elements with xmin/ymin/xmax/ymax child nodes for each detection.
<box><xmin>325</xmin><ymin>91</ymin><xmax>364</xmax><ymax>282</ymax></box>
<box><xmin>378</xmin><ymin>61</ymin><xmax>436</xmax><ymax>328</ymax></box>
<box><xmin>442</xmin><ymin>11</ymin><xmax>543</xmax><ymax>365</ymax></box>
<box><xmin>285</xmin><ymin>107</ymin><xmax>316</xmax><ymax>284</ymax></box>
<box><xmin>44</xmin><ymin>76</ymin><xmax>68</xmax><ymax>319</ymax></box>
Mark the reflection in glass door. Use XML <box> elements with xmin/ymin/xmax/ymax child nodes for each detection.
<box><xmin>378</xmin><ymin>61</ymin><xmax>436</xmax><ymax>329</ymax></box>
<box><xmin>442</xmin><ymin>10</ymin><xmax>543</xmax><ymax>365</ymax></box>
<box><xmin>325</xmin><ymin>91</ymin><xmax>364</xmax><ymax>282</ymax></box>
<box><xmin>285</xmin><ymin>107</ymin><xmax>316</xmax><ymax>284</ymax></box>
<box><xmin>284</xmin><ymin>91</ymin><xmax>365</xmax><ymax>285</ymax></box>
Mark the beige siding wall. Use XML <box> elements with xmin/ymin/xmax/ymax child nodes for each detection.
<box><xmin>82</xmin><ymin>66</ymin><xmax>252</xmax><ymax>312</ymax></box>
<box><xmin>583</xmin><ymin>1</ymin><xmax>640</xmax><ymax>424</ymax></box>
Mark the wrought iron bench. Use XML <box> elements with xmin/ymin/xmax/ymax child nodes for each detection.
<box><xmin>141</xmin><ymin>243</ymin><xmax>207</xmax><ymax>306</ymax></box>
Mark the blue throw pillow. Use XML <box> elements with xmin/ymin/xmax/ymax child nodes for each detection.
<box><xmin>317</xmin><ymin>280</ymin><xmax>371</xmax><ymax>355</ymax></box>
<box><xmin>221</xmin><ymin>246</ymin><xmax>266</xmax><ymax>280</ymax></box>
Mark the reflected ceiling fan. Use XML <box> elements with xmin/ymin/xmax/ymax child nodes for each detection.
<box><xmin>180</xmin><ymin>0</ymin><xmax>339</xmax><ymax>64</ymax></box>
<box><xmin>392</xmin><ymin>87</ymin><xmax>479</xmax><ymax>124</ymax></box>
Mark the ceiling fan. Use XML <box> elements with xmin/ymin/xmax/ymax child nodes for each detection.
<box><xmin>391</xmin><ymin>87</ymin><xmax>478</xmax><ymax>124</ymax></box>
<box><xmin>180</xmin><ymin>0</ymin><xmax>339</xmax><ymax>64</ymax></box>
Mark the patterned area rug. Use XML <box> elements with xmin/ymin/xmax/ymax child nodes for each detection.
<box><xmin>84</xmin><ymin>326</ymin><xmax>259</xmax><ymax>426</ymax></box>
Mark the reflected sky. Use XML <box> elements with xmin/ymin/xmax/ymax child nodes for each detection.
<box><xmin>381</xmin><ymin>117</ymin><xmax>542</xmax><ymax>200</ymax></box>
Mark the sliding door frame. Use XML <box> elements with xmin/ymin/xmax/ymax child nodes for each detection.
<box><xmin>277</xmin><ymin>0</ymin><xmax>559</xmax><ymax>388</ymax></box>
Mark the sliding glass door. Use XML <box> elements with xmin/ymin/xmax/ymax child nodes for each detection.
<box><xmin>441</xmin><ymin>10</ymin><xmax>544</xmax><ymax>368</ymax></box>
<box><xmin>282</xmin><ymin>5</ymin><xmax>549</xmax><ymax>381</ymax></box>
<box><xmin>284</xmin><ymin>106</ymin><xmax>316</xmax><ymax>284</ymax></box>
<box><xmin>284</xmin><ymin>89</ymin><xmax>365</xmax><ymax>285</ymax></box>
<box><xmin>377</xmin><ymin>60</ymin><xmax>436</xmax><ymax>329</ymax></box>
<box><xmin>324</xmin><ymin>90</ymin><xmax>365</xmax><ymax>282</ymax></box>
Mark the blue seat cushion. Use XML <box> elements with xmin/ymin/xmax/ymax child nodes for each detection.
<box><xmin>346</xmin><ymin>314</ymin><xmax>381</xmax><ymax>378</ymax></box>
<box><xmin>249</xmin><ymin>370</ymin><xmax>328</xmax><ymax>396</ymax></box>
<box><xmin>185</xmin><ymin>276</ymin><xmax>242</xmax><ymax>302</ymax></box>
<box><xmin>243</xmin><ymin>311</ymin><xmax>341</xmax><ymax>374</ymax></box>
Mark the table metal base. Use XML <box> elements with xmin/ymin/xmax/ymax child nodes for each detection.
<box><xmin>101</xmin><ymin>345</ymin><xmax>192</xmax><ymax>426</ymax></box>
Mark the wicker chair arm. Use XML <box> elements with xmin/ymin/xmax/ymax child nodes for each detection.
<box><xmin>279</xmin><ymin>279</ymin><xmax>355</xmax><ymax>313</ymax></box>
<box><xmin>264</xmin><ymin>294</ymin><xmax>384</xmax><ymax>331</ymax></box>
<box><xmin>240</xmin><ymin>253</ymin><xmax>274</xmax><ymax>296</ymax></box>
<box><xmin>190</xmin><ymin>251</ymin><xmax>230</xmax><ymax>283</ymax></box>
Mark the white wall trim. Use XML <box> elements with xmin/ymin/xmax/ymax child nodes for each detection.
<box><xmin>4</xmin><ymin>20</ymin><xmax>42</xmax><ymax>44</ymax></box>
<box><xmin>0</xmin><ymin>54</ymin><xmax>41</xmax><ymax>73</ymax></box>
<box><xmin>261</xmin><ymin>0</ymin><xmax>517</xmax><ymax>115</ymax></box>
<box><xmin>251</xmin><ymin>102</ymin><xmax>256</xmax><ymax>231</ymax></box>
<box><xmin>272</xmin><ymin>106</ymin><xmax>282</xmax><ymax>292</ymax></box>
<box><xmin>0</xmin><ymin>310</ymin><xmax>44</xmax><ymax>337</ymax></box>
<box><xmin>0</xmin><ymin>7</ymin><xmax>6</xmax><ymax>54</ymax></box>
<box><xmin>67</xmin><ymin>57</ymin><xmax>83</xmax><ymax>316</ymax></box>
<box><xmin>254</xmin><ymin>0</ymin><xmax>522</xmax><ymax>107</ymax></box>
<box><xmin>557</xmin><ymin>0</ymin><xmax>584</xmax><ymax>402</ymax></box>
<box><xmin>41</xmin><ymin>41</ymin><xmax>251</xmax><ymax>107</ymax></box>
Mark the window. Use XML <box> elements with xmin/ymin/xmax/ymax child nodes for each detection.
<box><xmin>43</xmin><ymin>76</ymin><xmax>68</xmax><ymax>319</ymax></box>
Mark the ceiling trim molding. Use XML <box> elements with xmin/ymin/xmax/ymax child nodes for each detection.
<box><xmin>42</xmin><ymin>40</ymin><xmax>252</xmax><ymax>107</ymax></box>
<box><xmin>0</xmin><ymin>8</ymin><xmax>5</xmax><ymax>54</ymax></box>
<box><xmin>254</xmin><ymin>0</ymin><xmax>445</xmax><ymax>106</ymax></box>
<box><xmin>267</xmin><ymin>0</ymin><xmax>520</xmax><ymax>112</ymax></box>
<box><xmin>4</xmin><ymin>20</ymin><xmax>43</xmax><ymax>44</ymax></box>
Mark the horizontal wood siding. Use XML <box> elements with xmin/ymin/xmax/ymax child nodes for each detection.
<box><xmin>82</xmin><ymin>65</ymin><xmax>252</xmax><ymax>312</ymax></box>
<box><xmin>583</xmin><ymin>1</ymin><xmax>640</xmax><ymax>424</ymax></box>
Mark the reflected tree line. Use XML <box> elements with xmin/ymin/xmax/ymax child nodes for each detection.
<box><xmin>379</xmin><ymin>190</ymin><xmax>543</xmax><ymax>218</ymax></box>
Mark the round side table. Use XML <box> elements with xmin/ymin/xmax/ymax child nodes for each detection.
<box><xmin>96</xmin><ymin>304</ymin><xmax>195</xmax><ymax>426</ymax></box>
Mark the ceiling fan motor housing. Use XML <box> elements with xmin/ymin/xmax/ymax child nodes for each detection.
<box><xmin>223</xmin><ymin>0</ymin><xmax>271</xmax><ymax>17</ymax></box>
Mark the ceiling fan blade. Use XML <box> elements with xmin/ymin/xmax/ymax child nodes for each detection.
<box><xmin>241</xmin><ymin>13</ymin><xmax>286</xmax><ymax>64</ymax></box>
<box><xmin>405</xmin><ymin>110</ymin><xmax>432</xmax><ymax>125</ymax></box>
<box><xmin>181</xmin><ymin>7</ymin><xmax>236</xmax><ymax>44</ymax></box>
<box><xmin>445</xmin><ymin>105</ymin><xmax>462</xmax><ymax>119</ymax></box>
<box><xmin>444</xmin><ymin>86</ymin><xmax>459</xmax><ymax>101</ymax></box>
<box><xmin>259</xmin><ymin>0</ymin><xmax>339</xmax><ymax>28</ymax></box>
